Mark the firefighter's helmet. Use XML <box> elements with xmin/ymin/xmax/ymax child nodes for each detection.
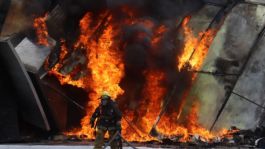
<box><xmin>101</xmin><ymin>91</ymin><xmax>111</xmax><ymax>100</ymax></box>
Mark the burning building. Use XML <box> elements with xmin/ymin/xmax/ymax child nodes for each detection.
<box><xmin>0</xmin><ymin>0</ymin><xmax>265</xmax><ymax>148</ymax></box>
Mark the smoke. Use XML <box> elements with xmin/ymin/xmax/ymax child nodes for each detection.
<box><xmin>1</xmin><ymin>0</ymin><xmax>50</xmax><ymax>36</ymax></box>
<box><xmin>16</xmin><ymin>0</ymin><xmax>265</xmax><ymax>135</ymax></box>
<box><xmin>42</xmin><ymin>0</ymin><xmax>205</xmax><ymax>129</ymax></box>
<box><xmin>5</xmin><ymin>0</ymin><xmax>205</xmax><ymax>120</ymax></box>
<box><xmin>194</xmin><ymin>4</ymin><xmax>265</xmax><ymax>131</ymax></box>
<box><xmin>111</xmin><ymin>0</ymin><xmax>203</xmax><ymax>117</ymax></box>
<box><xmin>29</xmin><ymin>0</ymin><xmax>223</xmax><ymax>136</ymax></box>
<box><xmin>107</xmin><ymin>0</ymin><xmax>203</xmax><ymax>20</ymax></box>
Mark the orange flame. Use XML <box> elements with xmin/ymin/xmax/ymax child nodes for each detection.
<box><xmin>64</xmin><ymin>12</ymin><xmax>125</xmax><ymax>139</ymax></box>
<box><xmin>168</xmin><ymin>16</ymin><xmax>221</xmax><ymax>142</ymax></box>
<box><xmin>130</xmin><ymin>70</ymin><xmax>166</xmax><ymax>141</ymax></box>
<box><xmin>49</xmin><ymin>40</ymin><xmax>86</xmax><ymax>88</ymax></box>
<box><xmin>33</xmin><ymin>14</ymin><xmax>50</xmax><ymax>46</ymax></box>
<box><xmin>156</xmin><ymin>102</ymin><xmax>215</xmax><ymax>142</ymax></box>
<box><xmin>33</xmin><ymin>11</ymin><xmax>230</xmax><ymax>143</ymax></box>
<box><xmin>219</xmin><ymin>127</ymin><xmax>240</xmax><ymax>140</ymax></box>
<box><xmin>178</xmin><ymin>16</ymin><xmax>215</xmax><ymax>71</ymax></box>
<box><xmin>151</xmin><ymin>25</ymin><xmax>167</xmax><ymax>47</ymax></box>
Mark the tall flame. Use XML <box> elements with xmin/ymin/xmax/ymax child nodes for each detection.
<box><xmin>139</xmin><ymin>70</ymin><xmax>166</xmax><ymax>132</ymax></box>
<box><xmin>120</xmin><ymin>70</ymin><xmax>167</xmax><ymax>142</ymax></box>
<box><xmin>33</xmin><ymin>14</ymin><xmax>50</xmax><ymax>46</ymax></box>
<box><xmin>167</xmin><ymin>16</ymin><xmax>218</xmax><ymax>142</ymax></box>
<box><xmin>178</xmin><ymin>17</ymin><xmax>215</xmax><ymax>71</ymax></box>
<box><xmin>67</xmin><ymin>13</ymin><xmax>124</xmax><ymax>138</ymax></box>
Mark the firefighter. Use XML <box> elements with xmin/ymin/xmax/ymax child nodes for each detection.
<box><xmin>90</xmin><ymin>92</ymin><xmax>122</xmax><ymax>149</ymax></box>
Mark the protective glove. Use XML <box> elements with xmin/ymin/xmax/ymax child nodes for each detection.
<box><xmin>90</xmin><ymin>118</ymin><xmax>95</xmax><ymax>128</ymax></box>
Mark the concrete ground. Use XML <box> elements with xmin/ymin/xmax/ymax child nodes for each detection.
<box><xmin>0</xmin><ymin>145</ymin><xmax>134</xmax><ymax>149</ymax></box>
<box><xmin>0</xmin><ymin>145</ymin><xmax>255</xmax><ymax>149</ymax></box>
<box><xmin>0</xmin><ymin>145</ymin><xmax>167</xmax><ymax>149</ymax></box>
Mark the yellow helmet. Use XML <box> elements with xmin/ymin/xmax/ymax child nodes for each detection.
<box><xmin>101</xmin><ymin>91</ymin><xmax>111</xmax><ymax>100</ymax></box>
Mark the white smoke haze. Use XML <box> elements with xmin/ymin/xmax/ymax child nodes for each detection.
<box><xmin>191</xmin><ymin>3</ymin><xmax>265</xmax><ymax>132</ymax></box>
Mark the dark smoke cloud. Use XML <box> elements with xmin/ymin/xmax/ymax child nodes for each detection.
<box><xmin>107</xmin><ymin>0</ymin><xmax>203</xmax><ymax>20</ymax></box>
<box><xmin>51</xmin><ymin>0</ymin><xmax>204</xmax><ymax>46</ymax></box>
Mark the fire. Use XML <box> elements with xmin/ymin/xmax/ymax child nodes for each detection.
<box><xmin>219</xmin><ymin>127</ymin><xmax>240</xmax><ymax>139</ymax></box>
<box><xmin>187</xmin><ymin>103</ymin><xmax>214</xmax><ymax>141</ymax></box>
<box><xmin>140</xmin><ymin>70</ymin><xmax>166</xmax><ymax>128</ymax></box>
<box><xmin>178</xmin><ymin>16</ymin><xmax>215</xmax><ymax>71</ymax></box>
<box><xmin>119</xmin><ymin>23</ymin><xmax>170</xmax><ymax>141</ymax></box>
<box><xmin>188</xmin><ymin>29</ymin><xmax>215</xmax><ymax>70</ymax></box>
<box><xmin>156</xmin><ymin>103</ymin><xmax>215</xmax><ymax>142</ymax></box>
<box><xmin>78</xmin><ymin>13</ymin><xmax>125</xmax><ymax>100</ymax></box>
<box><xmin>33</xmin><ymin>14</ymin><xmax>50</xmax><ymax>46</ymax></box>
<box><xmin>150</xmin><ymin>16</ymin><xmax>219</xmax><ymax>142</ymax></box>
<box><xmin>151</xmin><ymin>25</ymin><xmax>167</xmax><ymax>47</ymax></box>
<box><xmin>177</xmin><ymin>17</ymin><xmax>197</xmax><ymax>71</ymax></box>
<box><xmin>33</xmin><ymin>10</ymin><xmax>228</xmax><ymax>143</ymax></box>
<box><xmin>124</xmin><ymin>70</ymin><xmax>166</xmax><ymax>141</ymax></box>
<box><xmin>49</xmin><ymin>40</ymin><xmax>86</xmax><ymax>88</ymax></box>
<box><xmin>120</xmin><ymin>15</ymin><xmax>216</xmax><ymax>141</ymax></box>
<box><xmin>34</xmin><ymin>12</ymin><xmax>125</xmax><ymax>138</ymax></box>
<box><xmin>78</xmin><ymin>14</ymin><xmax>125</xmax><ymax>138</ymax></box>
<box><xmin>167</xmin><ymin>16</ymin><xmax>218</xmax><ymax>141</ymax></box>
